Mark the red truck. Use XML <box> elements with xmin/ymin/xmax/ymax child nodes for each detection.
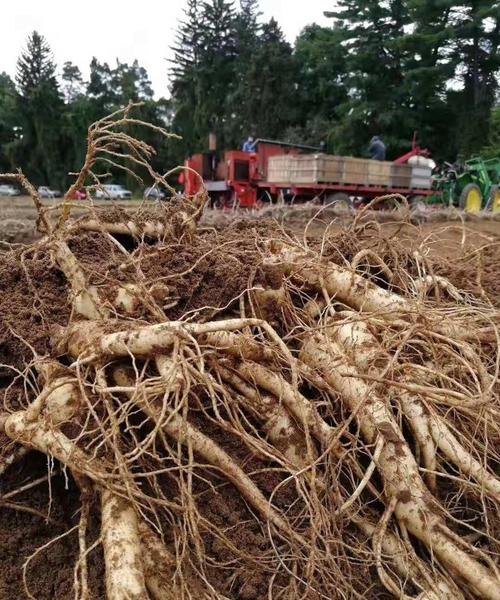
<box><xmin>183</xmin><ymin>137</ymin><xmax>436</xmax><ymax>210</ymax></box>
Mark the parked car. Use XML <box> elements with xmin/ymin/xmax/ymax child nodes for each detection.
<box><xmin>95</xmin><ymin>184</ymin><xmax>132</xmax><ymax>200</ymax></box>
<box><xmin>144</xmin><ymin>186</ymin><xmax>166</xmax><ymax>200</ymax></box>
<box><xmin>38</xmin><ymin>186</ymin><xmax>62</xmax><ymax>198</ymax></box>
<box><xmin>0</xmin><ymin>184</ymin><xmax>21</xmax><ymax>197</ymax></box>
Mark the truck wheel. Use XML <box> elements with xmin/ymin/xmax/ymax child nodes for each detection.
<box><xmin>325</xmin><ymin>192</ymin><xmax>352</xmax><ymax>214</ymax></box>
<box><xmin>459</xmin><ymin>183</ymin><xmax>482</xmax><ymax>213</ymax></box>
<box><xmin>409</xmin><ymin>195</ymin><xmax>427</xmax><ymax>212</ymax></box>
<box><xmin>489</xmin><ymin>185</ymin><xmax>500</xmax><ymax>213</ymax></box>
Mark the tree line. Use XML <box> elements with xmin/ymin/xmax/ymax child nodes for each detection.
<box><xmin>0</xmin><ymin>0</ymin><xmax>499</xmax><ymax>190</ymax></box>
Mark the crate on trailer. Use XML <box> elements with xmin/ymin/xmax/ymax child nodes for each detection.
<box><xmin>343</xmin><ymin>157</ymin><xmax>370</xmax><ymax>185</ymax></box>
<box><xmin>289</xmin><ymin>154</ymin><xmax>344</xmax><ymax>184</ymax></box>
<box><xmin>410</xmin><ymin>166</ymin><xmax>433</xmax><ymax>190</ymax></box>
<box><xmin>267</xmin><ymin>155</ymin><xmax>293</xmax><ymax>183</ymax></box>
<box><xmin>390</xmin><ymin>164</ymin><xmax>412</xmax><ymax>188</ymax></box>
<box><xmin>368</xmin><ymin>161</ymin><xmax>392</xmax><ymax>187</ymax></box>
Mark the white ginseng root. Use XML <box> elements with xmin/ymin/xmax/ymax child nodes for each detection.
<box><xmin>329</xmin><ymin>317</ymin><xmax>500</xmax><ymax>500</ymax></box>
<box><xmin>63</xmin><ymin>317</ymin><xmax>276</xmax><ymax>360</ymax></box>
<box><xmin>269</xmin><ymin>245</ymin><xmax>409</xmax><ymax>315</ymax></box>
<box><xmin>1</xmin><ymin>404</ymin><xmax>178</xmax><ymax>600</ymax></box>
<box><xmin>51</xmin><ymin>239</ymin><xmax>106</xmax><ymax>320</ymax></box>
<box><xmin>101</xmin><ymin>489</ymin><xmax>148</xmax><ymax>600</ymax></box>
<box><xmin>215</xmin><ymin>362</ymin><xmax>317</xmax><ymax>470</ymax></box>
<box><xmin>300</xmin><ymin>332</ymin><xmax>500</xmax><ymax>600</ymax></box>
<box><xmin>234</xmin><ymin>361</ymin><xmax>333</xmax><ymax>446</ymax></box>
<box><xmin>113</xmin><ymin>362</ymin><xmax>303</xmax><ymax>544</ymax></box>
<box><xmin>353</xmin><ymin>515</ymin><xmax>460</xmax><ymax>600</ymax></box>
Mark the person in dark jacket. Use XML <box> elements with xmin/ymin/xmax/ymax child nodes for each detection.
<box><xmin>368</xmin><ymin>135</ymin><xmax>386</xmax><ymax>160</ymax></box>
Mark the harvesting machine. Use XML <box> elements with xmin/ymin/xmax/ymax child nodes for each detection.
<box><xmin>182</xmin><ymin>137</ymin><xmax>436</xmax><ymax>210</ymax></box>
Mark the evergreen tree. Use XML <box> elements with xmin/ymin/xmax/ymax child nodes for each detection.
<box><xmin>226</xmin><ymin>0</ymin><xmax>262</xmax><ymax>145</ymax></box>
<box><xmin>16</xmin><ymin>31</ymin><xmax>57</xmax><ymax>96</ymax></box>
<box><xmin>447</xmin><ymin>1</ymin><xmax>500</xmax><ymax>154</ymax></box>
<box><xmin>326</xmin><ymin>1</ymin><xmax>413</xmax><ymax>157</ymax></box>
<box><xmin>12</xmin><ymin>31</ymin><xmax>65</xmax><ymax>186</ymax></box>
<box><xmin>196</xmin><ymin>0</ymin><xmax>237</xmax><ymax>148</ymax></box>
<box><xmin>0</xmin><ymin>73</ymin><xmax>18</xmax><ymax>171</ymax></box>
<box><xmin>170</xmin><ymin>0</ymin><xmax>204</xmax><ymax>156</ymax></box>
<box><xmin>398</xmin><ymin>1</ymin><xmax>457</xmax><ymax>160</ymax></box>
<box><xmin>61</xmin><ymin>61</ymin><xmax>84</xmax><ymax>103</ymax></box>
<box><xmin>480</xmin><ymin>106</ymin><xmax>500</xmax><ymax>158</ymax></box>
<box><xmin>291</xmin><ymin>24</ymin><xmax>348</xmax><ymax>149</ymax></box>
<box><xmin>87</xmin><ymin>57</ymin><xmax>119</xmax><ymax>117</ymax></box>
<box><xmin>244</xmin><ymin>18</ymin><xmax>297</xmax><ymax>140</ymax></box>
<box><xmin>112</xmin><ymin>59</ymin><xmax>154</xmax><ymax>103</ymax></box>
<box><xmin>170</xmin><ymin>0</ymin><xmax>237</xmax><ymax>153</ymax></box>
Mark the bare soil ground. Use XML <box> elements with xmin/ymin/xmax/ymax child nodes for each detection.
<box><xmin>0</xmin><ymin>197</ymin><xmax>148</xmax><ymax>244</ymax></box>
<box><xmin>0</xmin><ymin>199</ymin><xmax>499</xmax><ymax>599</ymax></box>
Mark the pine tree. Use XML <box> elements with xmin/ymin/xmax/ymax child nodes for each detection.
<box><xmin>480</xmin><ymin>106</ymin><xmax>500</xmax><ymax>158</ymax></box>
<box><xmin>196</xmin><ymin>0</ymin><xmax>237</xmax><ymax>147</ymax></box>
<box><xmin>326</xmin><ymin>1</ymin><xmax>412</xmax><ymax>157</ymax></box>
<box><xmin>447</xmin><ymin>1</ymin><xmax>500</xmax><ymax>154</ymax></box>
<box><xmin>244</xmin><ymin>18</ymin><xmax>297</xmax><ymax>139</ymax></box>
<box><xmin>170</xmin><ymin>0</ymin><xmax>204</xmax><ymax>155</ymax></box>
<box><xmin>87</xmin><ymin>58</ymin><xmax>118</xmax><ymax>110</ymax></box>
<box><xmin>61</xmin><ymin>61</ymin><xmax>84</xmax><ymax>103</ymax></box>
<box><xmin>16</xmin><ymin>31</ymin><xmax>57</xmax><ymax>96</ymax></box>
<box><xmin>0</xmin><ymin>73</ymin><xmax>18</xmax><ymax>171</ymax></box>
<box><xmin>226</xmin><ymin>0</ymin><xmax>263</xmax><ymax>145</ymax></box>
<box><xmin>170</xmin><ymin>0</ymin><xmax>238</xmax><ymax>153</ymax></box>
<box><xmin>171</xmin><ymin>0</ymin><xmax>202</xmax><ymax>78</ymax></box>
<box><xmin>113</xmin><ymin>59</ymin><xmax>154</xmax><ymax>103</ymax></box>
<box><xmin>13</xmin><ymin>31</ymin><xmax>65</xmax><ymax>186</ymax></box>
<box><xmin>291</xmin><ymin>24</ymin><xmax>348</xmax><ymax>149</ymax></box>
<box><xmin>397</xmin><ymin>1</ymin><xmax>457</xmax><ymax>159</ymax></box>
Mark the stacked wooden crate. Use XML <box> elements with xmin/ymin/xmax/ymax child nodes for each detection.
<box><xmin>343</xmin><ymin>157</ymin><xmax>370</xmax><ymax>185</ymax></box>
<box><xmin>267</xmin><ymin>155</ymin><xmax>293</xmax><ymax>183</ymax></box>
<box><xmin>289</xmin><ymin>154</ymin><xmax>344</xmax><ymax>184</ymax></box>
<box><xmin>267</xmin><ymin>154</ymin><xmax>423</xmax><ymax>190</ymax></box>
<box><xmin>390</xmin><ymin>164</ymin><xmax>413</xmax><ymax>188</ymax></box>
<box><xmin>367</xmin><ymin>161</ymin><xmax>392</xmax><ymax>187</ymax></box>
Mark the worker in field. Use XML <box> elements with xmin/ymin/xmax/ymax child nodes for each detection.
<box><xmin>368</xmin><ymin>135</ymin><xmax>386</xmax><ymax>160</ymax></box>
<box><xmin>242</xmin><ymin>136</ymin><xmax>256</xmax><ymax>152</ymax></box>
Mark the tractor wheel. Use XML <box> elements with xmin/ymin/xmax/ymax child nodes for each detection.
<box><xmin>325</xmin><ymin>192</ymin><xmax>353</xmax><ymax>215</ymax></box>
<box><xmin>409</xmin><ymin>195</ymin><xmax>427</xmax><ymax>212</ymax></box>
<box><xmin>489</xmin><ymin>185</ymin><xmax>500</xmax><ymax>213</ymax></box>
<box><xmin>459</xmin><ymin>183</ymin><xmax>482</xmax><ymax>213</ymax></box>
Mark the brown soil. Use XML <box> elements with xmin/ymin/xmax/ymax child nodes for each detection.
<box><xmin>0</xmin><ymin>454</ymin><xmax>105</xmax><ymax>600</ymax></box>
<box><xmin>0</xmin><ymin>249</ymin><xmax>70</xmax><ymax>372</ymax></box>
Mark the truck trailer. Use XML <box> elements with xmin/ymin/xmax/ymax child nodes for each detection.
<box><xmin>182</xmin><ymin>138</ymin><xmax>437</xmax><ymax>210</ymax></box>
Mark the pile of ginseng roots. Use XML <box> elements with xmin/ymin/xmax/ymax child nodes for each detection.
<box><xmin>1</xmin><ymin>117</ymin><xmax>499</xmax><ymax>600</ymax></box>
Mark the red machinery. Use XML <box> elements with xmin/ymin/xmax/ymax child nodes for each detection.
<box><xmin>393</xmin><ymin>132</ymin><xmax>431</xmax><ymax>165</ymax></box>
<box><xmin>183</xmin><ymin>137</ymin><xmax>434</xmax><ymax>209</ymax></box>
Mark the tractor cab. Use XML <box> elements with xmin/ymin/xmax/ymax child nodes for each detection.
<box><xmin>183</xmin><ymin>139</ymin><xmax>319</xmax><ymax>209</ymax></box>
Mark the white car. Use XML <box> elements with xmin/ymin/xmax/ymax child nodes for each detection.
<box><xmin>0</xmin><ymin>184</ymin><xmax>21</xmax><ymax>197</ymax></box>
<box><xmin>144</xmin><ymin>186</ymin><xmax>166</xmax><ymax>200</ymax></box>
<box><xmin>38</xmin><ymin>186</ymin><xmax>62</xmax><ymax>198</ymax></box>
<box><xmin>96</xmin><ymin>184</ymin><xmax>132</xmax><ymax>200</ymax></box>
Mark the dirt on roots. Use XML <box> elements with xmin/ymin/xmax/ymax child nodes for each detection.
<box><xmin>0</xmin><ymin>207</ymin><xmax>499</xmax><ymax>599</ymax></box>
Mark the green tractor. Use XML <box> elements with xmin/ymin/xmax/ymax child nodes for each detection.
<box><xmin>431</xmin><ymin>156</ymin><xmax>500</xmax><ymax>213</ymax></box>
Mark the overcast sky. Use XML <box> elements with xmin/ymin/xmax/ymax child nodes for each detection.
<box><xmin>1</xmin><ymin>0</ymin><xmax>333</xmax><ymax>97</ymax></box>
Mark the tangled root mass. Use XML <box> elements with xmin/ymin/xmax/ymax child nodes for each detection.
<box><xmin>1</xmin><ymin>106</ymin><xmax>499</xmax><ymax>600</ymax></box>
